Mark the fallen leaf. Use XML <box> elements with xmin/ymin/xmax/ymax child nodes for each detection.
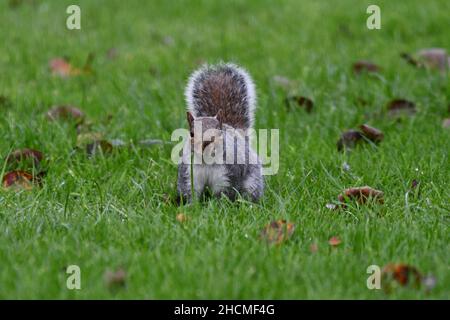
<box><xmin>86</xmin><ymin>140</ymin><xmax>113</xmax><ymax>157</ymax></box>
<box><xmin>104</xmin><ymin>268</ymin><xmax>126</xmax><ymax>291</ymax></box>
<box><xmin>285</xmin><ymin>96</ymin><xmax>314</xmax><ymax>113</ymax></box>
<box><xmin>417</xmin><ymin>48</ymin><xmax>448</xmax><ymax>71</ymax></box>
<box><xmin>6</xmin><ymin>148</ymin><xmax>44</xmax><ymax>167</ymax></box>
<box><xmin>76</xmin><ymin>132</ymin><xmax>103</xmax><ymax>148</ymax></box>
<box><xmin>261</xmin><ymin>220</ymin><xmax>295</xmax><ymax>245</ymax></box>
<box><xmin>49</xmin><ymin>54</ymin><xmax>94</xmax><ymax>77</ymax></box>
<box><xmin>2</xmin><ymin>171</ymin><xmax>42</xmax><ymax>190</ymax></box>
<box><xmin>337</xmin><ymin>130</ymin><xmax>364</xmax><ymax>152</ymax></box>
<box><xmin>176</xmin><ymin>213</ymin><xmax>188</xmax><ymax>223</ymax></box>
<box><xmin>49</xmin><ymin>58</ymin><xmax>79</xmax><ymax>77</ymax></box>
<box><xmin>387</xmin><ymin>99</ymin><xmax>416</xmax><ymax>118</ymax></box>
<box><xmin>382</xmin><ymin>263</ymin><xmax>422</xmax><ymax>292</ymax></box>
<box><xmin>359</xmin><ymin>124</ymin><xmax>384</xmax><ymax>143</ymax></box>
<box><xmin>338</xmin><ymin>186</ymin><xmax>384</xmax><ymax>206</ymax></box>
<box><xmin>46</xmin><ymin>105</ymin><xmax>85</xmax><ymax>123</ymax></box>
<box><xmin>353</xmin><ymin>60</ymin><xmax>380</xmax><ymax>74</ymax></box>
<box><xmin>328</xmin><ymin>236</ymin><xmax>341</xmax><ymax>247</ymax></box>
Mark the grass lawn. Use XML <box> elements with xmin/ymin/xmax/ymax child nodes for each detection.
<box><xmin>0</xmin><ymin>0</ymin><xmax>448</xmax><ymax>299</ymax></box>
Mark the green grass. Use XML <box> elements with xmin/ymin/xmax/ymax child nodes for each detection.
<box><xmin>0</xmin><ymin>0</ymin><xmax>449</xmax><ymax>299</ymax></box>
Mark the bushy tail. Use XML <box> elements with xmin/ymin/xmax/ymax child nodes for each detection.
<box><xmin>185</xmin><ymin>62</ymin><xmax>256</xmax><ymax>130</ymax></box>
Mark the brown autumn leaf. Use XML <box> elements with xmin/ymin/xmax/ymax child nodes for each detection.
<box><xmin>417</xmin><ymin>48</ymin><xmax>448</xmax><ymax>71</ymax></box>
<box><xmin>338</xmin><ymin>186</ymin><xmax>384</xmax><ymax>206</ymax></box>
<box><xmin>6</xmin><ymin>148</ymin><xmax>44</xmax><ymax>167</ymax></box>
<box><xmin>352</xmin><ymin>60</ymin><xmax>380</xmax><ymax>74</ymax></box>
<box><xmin>49</xmin><ymin>54</ymin><xmax>94</xmax><ymax>78</ymax></box>
<box><xmin>46</xmin><ymin>105</ymin><xmax>85</xmax><ymax>123</ymax></box>
<box><xmin>261</xmin><ymin>220</ymin><xmax>295</xmax><ymax>245</ymax></box>
<box><xmin>104</xmin><ymin>268</ymin><xmax>127</xmax><ymax>291</ymax></box>
<box><xmin>387</xmin><ymin>99</ymin><xmax>416</xmax><ymax>118</ymax></box>
<box><xmin>382</xmin><ymin>263</ymin><xmax>422</xmax><ymax>292</ymax></box>
<box><xmin>2</xmin><ymin>171</ymin><xmax>43</xmax><ymax>190</ymax></box>
<box><xmin>86</xmin><ymin>140</ymin><xmax>113</xmax><ymax>157</ymax></box>
<box><xmin>337</xmin><ymin>130</ymin><xmax>364</xmax><ymax>152</ymax></box>
<box><xmin>285</xmin><ymin>96</ymin><xmax>314</xmax><ymax>113</ymax></box>
<box><xmin>49</xmin><ymin>58</ymin><xmax>80</xmax><ymax>77</ymax></box>
<box><xmin>328</xmin><ymin>236</ymin><xmax>341</xmax><ymax>247</ymax></box>
<box><xmin>176</xmin><ymin>213</ymin><xmax>188</xmax><ymax>223</ymax></box>
<box><xmin>359</xmin><ymin>124</ymin><xmax>384</xmax><ymax>143</ymax></box>
<box><xmin>76</xmin><ymin>132</ymin><xmax>104</xmax><ymax>148</ymax></box>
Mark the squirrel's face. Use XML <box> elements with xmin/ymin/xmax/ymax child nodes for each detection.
<box><xmin>187</xmin><ymin>111</ymin><xmax>223</xmax><ymax>151</ymax></box>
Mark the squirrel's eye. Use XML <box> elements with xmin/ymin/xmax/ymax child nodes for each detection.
<box><xmin>190</xmin><ymin>131</ymin><xmax>194</xmax><ymax>137</ymax></box>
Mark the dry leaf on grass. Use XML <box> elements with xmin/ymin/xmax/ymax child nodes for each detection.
<box><xmin>46</xmin><ymin>105</ymin><xmax>85</xmax><ymax>123</ymax></box>
<box><xmin>261</xmin><ymin>220</ymin><xmax>295</xmax><ymax>245</ymax></box>
<box><xmin>285</xmin><ymin>96</ymin><xmax>314</xmax><ymax>113</ymax></box>
<box><xmin>352</xmin><ymin>60</ymin><xmax>380</xmax><ymax>74</ymax></box>
<box><xmin>337</xmin><ymin>130</ymin><xmax>364</xmax><ymax>151</ymax></box>
<box><xmin>338</xmin><ymin>186</ymin><xmax>384</xmax><ymax>206</ymax></box>
<box><xmin>76</xmin><ymin>132</ymin><xmax>104</xmax><ymax>148</ymax></box>
<box><xmin>359</xmin><ymin>124</ymin><xmax>384</xmax><ymax>143</ymax></box>
<box><xmin>2</xmin><ymin>171</ymin><xmax>43</xmax><ymax>190</ymax></box>
<box><xmin>49</xmin><ymin>54</ymin><xmax>94</xmax><ymax>78</ymax></box>
<box><xmin>387</xmin><ymin>99</ymin><xmax>416</xmax><ymax>118</ymax></box>
<box><xmin>417</xmin><ymin>48</ymin><xmax>448</xmax><ymax>71</ymax></box>
<box><xmin>6</xmin><ymin>148</ymin><xmax>44</xmax><ymax>167</ymax></box>
<box><xmin>382</xmin><ymin>263</ymin><xmax>422</xmax><ymax>292</ymax></box>
<box><xmin>86</xmin><ymin>140</ymin><xmax>113</xmax><ymax>157</ymax></box>
<box><xmin>328</xmin><ymin>236</ymin><xmax>341</xmax><ymax>247</ymax></box>
<box><xmin>401</xmin><ymin>48</ymin><xmax>449</xmax><ymax>71</ymax></box>
<box><xmin>104</xmin><ymin>268</ymin><xmax>127</xmax><ymax>291</ymax></box>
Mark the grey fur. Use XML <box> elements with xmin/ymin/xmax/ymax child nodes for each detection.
<box><xmin>178</xmin><ymin>63</ymin><xmax>264</xmax><ymax>203</ymax></box>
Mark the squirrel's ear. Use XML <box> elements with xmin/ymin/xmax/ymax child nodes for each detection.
<box><xmin>187</xmin><ymin>112</ymin><xmax>195</xmax><ymax>128</ymax></box>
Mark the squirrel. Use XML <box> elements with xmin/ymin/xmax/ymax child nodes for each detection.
<box><xmin>177</xmin><ymin>62</ymin><xmax>264</xmax><ymax>203</ymax></box>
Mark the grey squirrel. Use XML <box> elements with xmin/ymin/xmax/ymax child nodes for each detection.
<box><xmin>177</xmin><ymin>63</ymin><xmax>264</xmax><ymax>203</ymax></box>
